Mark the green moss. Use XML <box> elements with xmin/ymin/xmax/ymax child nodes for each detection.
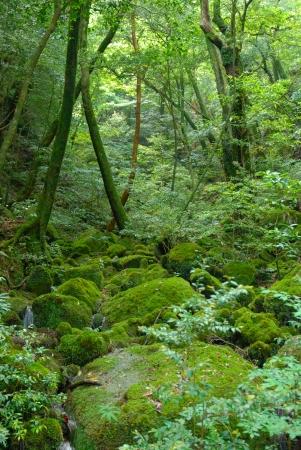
<box><xmin>234</xmin><ymin>307</ymin><xmax>283</xmax><ymax>345</ymax></box>
<box><xmin>32</xmin><ymin>293</ymin><xmax>92</xmax><ymax>329</ymax></box>
<box><xmin>23</xmin><ymin>418</ymin><xmax>63</xmax><ymax>450</ymax></box>
<box><xmin>26</xmin><ymin>266</ymin><xmax>53</xmax><ymax>295</ymax></box>
<box><xmin>102</xmin><ymin>277</ymin><xmax>195</xmax><ymax>325</ymax></box>
<box><xmin>272</xmin><ymin>264</ymin><xmax>301</xmax><ymax>296</ymax></box>
<box><xmin>71</xmin><ymin>228</ymin><xmax>111</xmax><ymax>256</ymax></box>
<box><xmin>3</xmin><ymin>310</ymin><xmax>21</xmax><ymax>325</ymax></box>
<box><xmin>165</xmin><ymin>242</ymin><xmax>201</xmax><ymax>278</ymax></box>
<box><xmin>103</xmin><ymin>283</ymin><xmax>119</xmax><ymax>296</ymax></box>
<box><xmin>107</xmin><ymin>243</ymin><xmax>127</xmax><ymax>257</ymax></box>
<box><xmin>57</xmin><ymin>277</ymin><xmax>101</xmax><ymax>311</ymax></box>
<box><xmin>113</xmin><ymin>254</ymin><xmax>156</xmax><ymax>270</ymax></box>
<box><xmin>53</xmin><ymin>263</ymin><xmax>104</xmax><ymax>288</ymax></box>
<box><xmin>278</xmin><ymin>336</ymin><xmax>301</xmax><ymax>362</ymax></box>
<box><xmin>190</xmin><ymin>268</ymin><xmax>221</xmax><ymax>296</ymax></box>
<box><xmin>106</xmin><ymin>265</ymin><xmax>168</xmax><ymax>292</ymax></box>
<box><xmin>101</xmin><ymin>323</ymin><xmax>132</xmax><ymax>349</ymax></box>
<box><xmin>58</xmin><ymin>330</ymin><xmax>108</xmax><ymax>365</ymax></box>
<box><xmin>223</xmin><ymin>261</ymin><xmax>256</xmax><ymax>285</ymax></box>
<box><xmin>248</xmin><ymin>341</ymin><xmax>272</xmax><ymax>365</ymax></box>
<box><xmin>56</xmin><ymin>321</ymin><xmax>72</xmax><ymax>338</ymax></box>
<box><xmin>69</xmin><ymin>342</ymin><xmax>252</xmax><ymax>449</ymax></box>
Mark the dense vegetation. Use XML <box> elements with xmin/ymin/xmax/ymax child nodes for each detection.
<box><xmin>1</xmin><ymin>0</ymin><xmax>301</xmax><ymax>449</ymax></box>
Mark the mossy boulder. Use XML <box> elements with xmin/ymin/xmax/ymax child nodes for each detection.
<box><xmin>56</xmin><ymin>321</ymin><xmax>73</xmax><ymax>338</ymax></box>
<box><xmin>190</xmin><ymin>268</ymin><xmax>221</xmax><ymax>296</ymax></box>
<box><xmin>69</xmin><ymin>342</ymin><xmax>252</xmax><ymax>450</ymax></box>
<box><xmin>26</xmin><ymin>266</ymin><xmax>53</xmax><ymax>295</ymax></box>
<box><xmin>106</xmin><ymin>265</ymin><xmax>169</xmax><ymax>292</ymax></box>
<box><xmin>102</xmin><ymin>277</ymin><xmax>195</xmax><ymax>325</ymax></box>
<box><xmin>58</xmin><ymin>330</ymin><xmax>108</xmax><ymax>366</ymax></box>
<box><xmin>278</xmin><ymin>336</ymin><xmax>301</xmax><ymax>362</ymax></box>
<box><xmin>113</xmin><ymin>254</ymin><xmax>156</xmax><ymax>270</ymax></box>
<box><xmin>53</xmin><ymin>263</ymin><xmax>104</xmax><ymax>288</ymax></box>
<box><xmin>234</xmin><ymin>307</ymin><xmax>284</xmax><ymax>345</ymax></box>
<box><xmin>223</xmin><ymin>261</ymin><xmax>256</xmax><ymax>285</ymax></box>
<box><xmin>107</xmin><ymin>243</ymin><xmax>127</xmax><ymax>258</ymax></box>
<box><xmin>272</xmin><ymin>264</ymin><xmax>301</xmax><ymax>296</ymax></box>
<box><xmin>247</xmin><ymin>341</ymin><xmax>272</xmax><ymax>365</ymax></box>
<box><xmin>71</xmin><ymin>228</ymin><xmax>111</xmax><ymax>256</ymax></box>
<box><xmin>22</xmin><ymin>418</ymin><xmax>63</xmax><ymax>450</ymax></box>
<box><xmin>57</xmin><ymin>277</ymin><xmax>101</xmax><ymax>311</ymax></box>
<box><xmin>165</xmin><ymin>242</ymin><xmax>201</xmax><ymax>278</ymax></box>
<box><xmin>101</xmin><ymin>323</ymin><xmax>133</xmax><ymax>350</ymax></box>
<box><xmin>32</xmin><ymin>293</ymin><xmax>92</xmax><ymax>329</ymax></box>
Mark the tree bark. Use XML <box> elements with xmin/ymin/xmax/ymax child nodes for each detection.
<box><xmin>0</xmin><ymin>0</ymin><xmax>62</xmax><ymax>172</ymax></box>
<box><xmin>80</xmin><ymin>2</ymin><xmax>127</xmax><ymax>230</ymax></box>
<box><xmin>37</xmin><ymin>2</ymin><xmax>81</xmax><ymax>245</ymax></box>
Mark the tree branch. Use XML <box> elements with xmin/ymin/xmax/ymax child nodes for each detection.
<box><xmin>200</xmin><ymin>0</ymin><xmax>225</xmax><ymax>49</ymax></box>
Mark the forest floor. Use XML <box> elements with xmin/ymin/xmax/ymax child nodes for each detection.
<box><xmin>1</xmin><ymin>224</ymin><xmax>301</xmax><ymax>449</ymax></box>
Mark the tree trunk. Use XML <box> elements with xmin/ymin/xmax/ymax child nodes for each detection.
<box><xmin>200</xmin><ymin>0</ymin><xmax>252</xmax><ymax>177</ymax></box>
<box><xmin>37</xmin><ymin>2</ymin><xmax>81</xmax><ymax>245</ymax></box>
<box><xmin>80</xmin><ymin>2</ymin><xmax>127</xmax><ymax>230</ymax></box>
<box><xmin>0</xmin><ymin>0</ymin><xmax>62</xmax><ymax>172</ymax></box>
<box><xmin>39</xmin><ymin>18</ymin><xmax>123</xmax><ymax>149</ymax></box>
<box><xmin>107</xmin><ymin>12</ymin><xmax>142</xmax><ymax>231</ymax></box>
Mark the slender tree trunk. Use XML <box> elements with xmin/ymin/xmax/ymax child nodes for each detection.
<box><xmin>40</xmin><ymin>18</ymin><xmax>123</xmax><ymax>149</ymax></box>
<box><xmin>0</xmin><ymin>0</ymin><xmax>62</xmax><ymax>172</ymax></box>
<box><xmin>80</xmin><ymin>3</ymin><xmax>127</xmax><ymax>230</ymax></box>
<box><xmin>107</xmin><ymin>12</ymin><xmax>142</xmax><ymax>231</ymax></box>
<box><xmin>37</xmin><ymin>3</ymin><xmax>81</xmax><ymax>245</ymax></box>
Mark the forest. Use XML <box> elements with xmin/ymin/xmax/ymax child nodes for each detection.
<box><xmin>1</xmin><ymin>0</ymin><xmax>301</xmax><ymax>448</ymax></box>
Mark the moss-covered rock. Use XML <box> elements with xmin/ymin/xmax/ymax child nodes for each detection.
<box><xmin>26</xmin><ymin>266</ymin><xmax>53</xmax><ymax>295</ymax></box>
<box><xmin>165</xmin><ymin>242</ymin><xmax>201</xmax><ymax>278</ymax></box>
<box><xmin>107</xmin><ymin>243</ymin><xmax>127</xmax><ymax>258</ymax></box>
<box><xmin>71</xmin><ymin>228</ymin><xmax>111</xmax><ymax>256</ymax></box>
<box><xmin>272</xmin><ymin>264</ymin><xmax>301</xmax><ymax>296</ymax></box>
<box><xmin>69</xmin><ymin>342</ymin><xmax>252</xmax><ymax>450</ymax></box>
<box><xmin>106</xmin><ymin>265</ymin><xmax>169</xmax><ymax>293</ymax></box>
<box><xmin>102</xmin><ymin>277</ymin><xmax>195</xmax><ymax>325</ymax></box>
<box><xmin>223</xmin><ymin>261</ymin><xmax>256</xmax><ymax>285</ymax></box>
<box><xmin>56</xmin><ymin>321</ymin><xmax>73</xmax><ymax>338</ymax></box>
<box><xmin>190</xmin><ymin>268</ymin><xmax>221</xmax><ymax>296</ymax></box>
<box><xmin>57</xmin><ymin>277</ymin><xmax>101</xmax><ymax>311</ymax></box>
<box><xmin>32</xmin><ymin>293</ymin><xmax>92</xmax><ymax>329</ymax></box>
<box><xmin>23</xmin><ymin>418</ymin><xmax>63</xmax><ymax>450</ymax></box>
<box><xmin>234</xmin><ymin>307</ymin><xmax>284</xmax><ymax>345</ymax></box>
<box><xmin>278</xmin><ymin>336</ymin><xmax>301</xmax><ymax>362</ymax></box>
<box><xmin>247</xmin><ymin>341</ymin><xmax>272</xmax><ymax>365</ymax></box>
<box><xmin>113</xmin><ymin>254</ymin><xmax>156</xmax><ymax>270</ymax></box>
<box><xmin>53</xmin><ymin>263</ymin><xmax>104</xmax><ymax>288</ymax></box>
<box><xmin>58</xmin><ymin>330</ymin><xmax>108</xmax><ymax>365</ymax></box>
<box><xmin>6</xmin><ymin>293</ymin><xmax>31</xmax><ymax>318</ymax></box>
<box><xmin>101</xmin><ymin>323</ymin><xmax>133</xmax><ymax>350</ymax></box>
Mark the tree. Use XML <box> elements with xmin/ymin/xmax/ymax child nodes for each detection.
<box><xmin>200</xmin><ymin>0</ymin><xmax>253</xmax><ymax>177</ymax></box>
<box><xmin>37</xmin><ymin>1</ymin><xmax>81</xmax><ymax>245</ymax></box>
<box><xmin>80</xmin><ymin>1</ymin><xmax>127</xmax><ymax>230</ymax></box>
<box><xmin>0</xmin><ymin>0</ymin><xmax>62</xmax><ymax>176</ymax></box>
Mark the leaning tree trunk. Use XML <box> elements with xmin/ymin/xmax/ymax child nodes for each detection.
<box><xmin>80</xmin><ymin>3</ymin><xmax>127</xmax><ymax>230</ymax></box>
<box><xmin>37</xmin><ymin>2</ymin><xmax>81</xmax><ymax>245</ymax></box>
<box><xmin>0</xmin><ymin>0</ymin><xmax>62</xmax><ymax>173</ymax></box>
